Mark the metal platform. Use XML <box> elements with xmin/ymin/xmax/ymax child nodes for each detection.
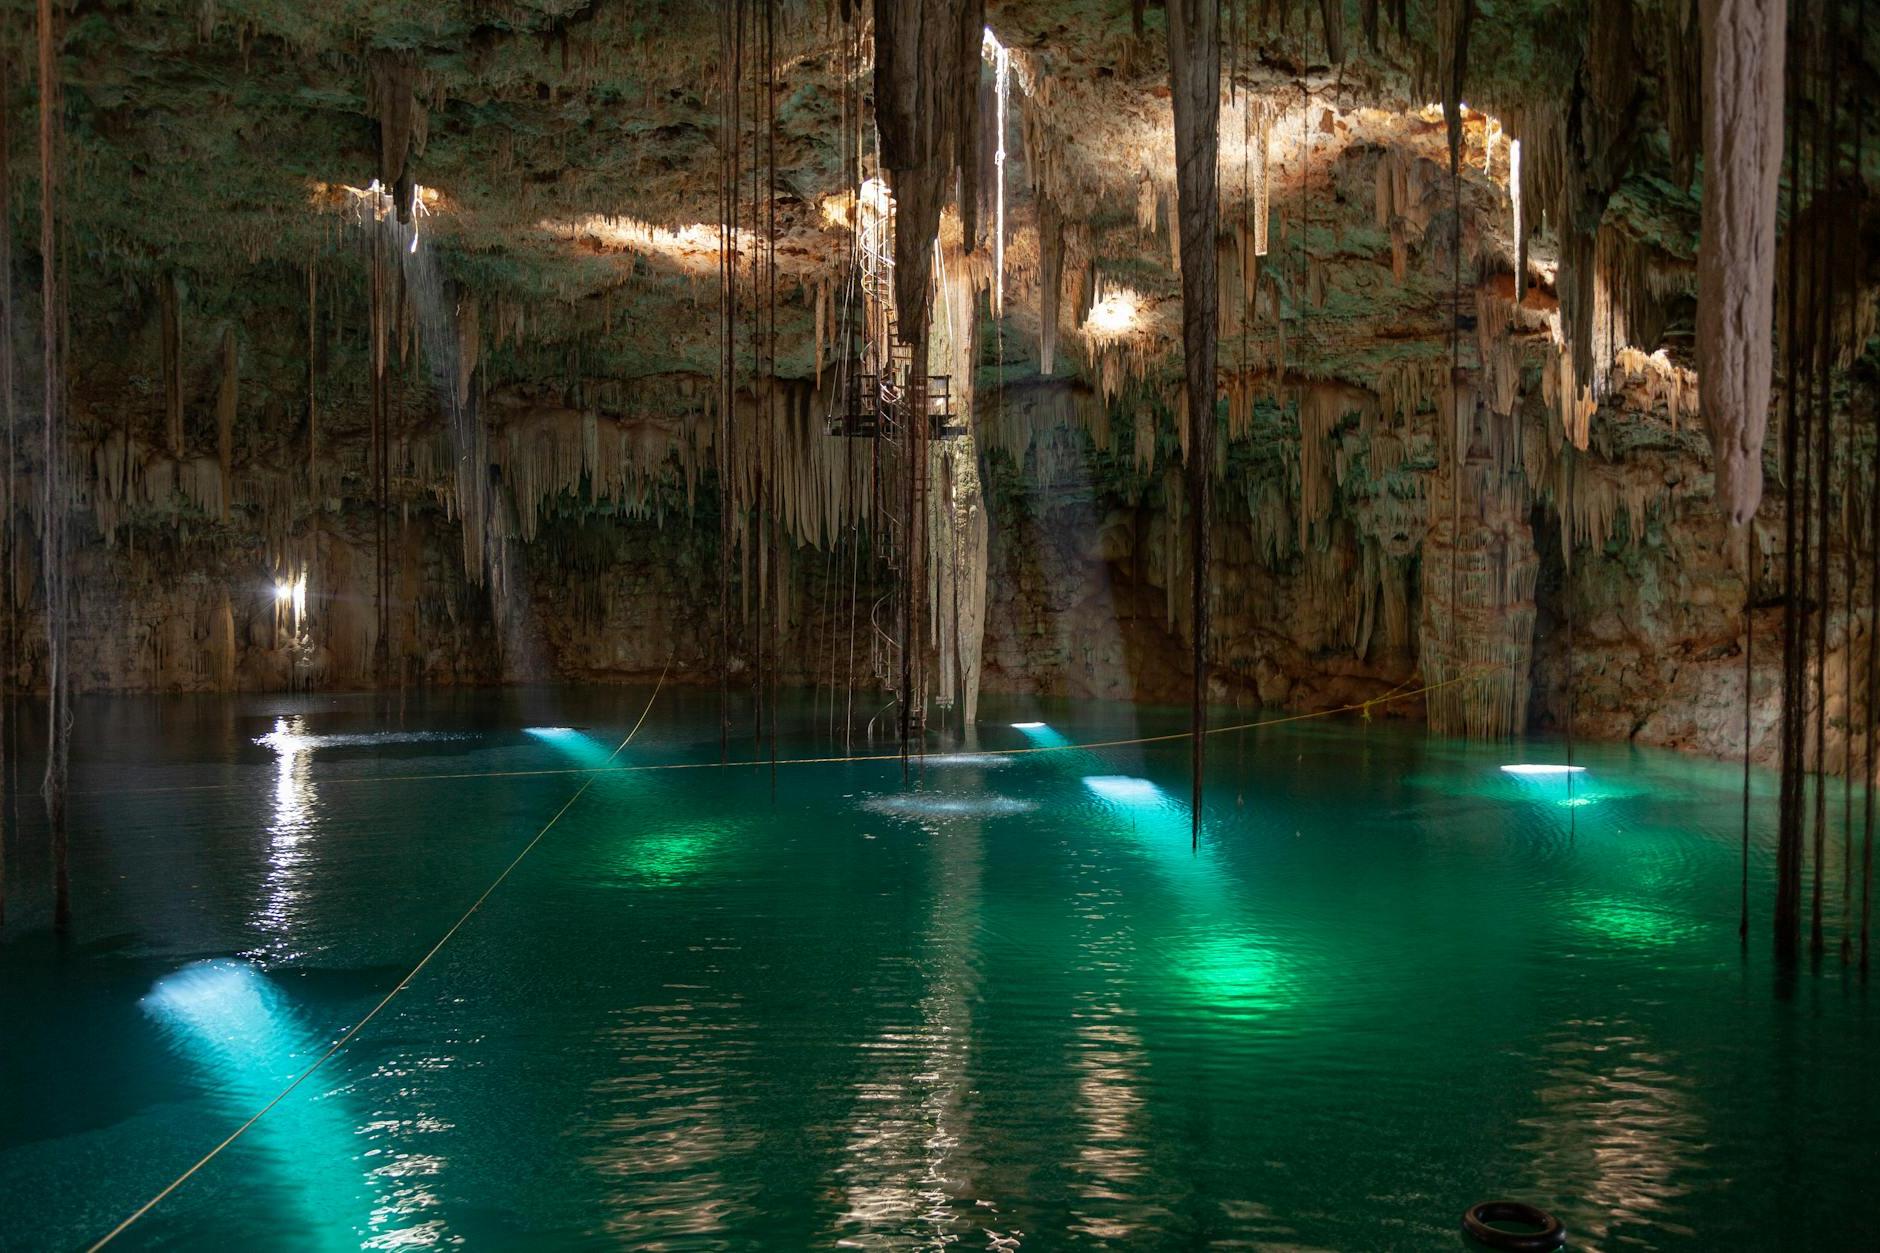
<box><xmin>826</xmin><ymin>368</ymin><xmax>963</xmax><ymax>439</ymax></box>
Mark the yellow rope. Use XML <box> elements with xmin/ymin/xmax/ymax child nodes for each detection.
<box><xmin>86</xmin><ymin>665</ymin><xmax>1499</xmax><ymax>799</ymax></box>
<box><xmin>86</xmin><ymin>662</ymin><xmax>672</xmax><ymax>1251</ymax></box>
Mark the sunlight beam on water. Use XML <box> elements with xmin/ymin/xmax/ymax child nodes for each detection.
<box><xmin>1080</xmin><ymin>775</ymin><xmax>1165</xmax><ymax>808</ymax></box>
<box><xmin>140</xmin><ymin>960</ymin><xmax>383</xmax><ymax>1244</ymax></box>
<box><xmin>524</xmin><ymin>726</ymin><xmax>618</xmax><ymax>769</ymax></box>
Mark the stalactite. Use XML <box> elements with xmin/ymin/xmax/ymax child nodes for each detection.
<box><xmin>160</xmin><ymin>273</ymin><xmax>183</xmax><ymax>457</ymax></box>
<box><xmin>1318</xmin><ymin>0</ymin><xmax>1344</xmax><ymax>62</ymax></box>
<box><xmin>876</xmin><ymin>0</ymin><xmax>986</xmax><ymax>754</ymax></box>
<box><xmin>1698</xmin><ymin>0</ymin><xmax>1784</xmax><ymax>527</ymax></box>
<box><xmin>1133</xmin><ymin>173</ymin><xmax>1156</xmax><ymax>238</ymax></box>
<box><xmin>1508</xmin><ymin>138</ymin><xmax>1526</xmax><ymax>301</ymax></box>
<box><xmin>213</xmin><ymin>590</ymin><xmax>236</xmax><ymax>688</ymax></box>
<box><xmin>1542</xmin><ymin>335</ymin><xmax>1598</xmax><ymax>450</ymax></box>
<box><xmin>1592</xmin><ymin>223</ymin><xmax>1692</xmax><ymax>379</ymax></box>
<box><xmin>1039</xmin><ymin>194</ymin><xmax>1064</xmax><ymax>374</ymax></box>
<box><xmin>930</xmin><ymin>236</ymin><xmax>988</xmax><ymax>722</ymax></box>
<box><xmin>216</xmin><ymin>327</ymin><xmax>236</xmax><ymax>524</ymax></box>
<box><xmin>1251</xmin><ymin>108</ymin><xmax>1270</xmax><ymax>258</ymax></box>
<box><xmin>1437</xmin><ymin>0</ymin><xmax>1475</xmax><ymax>174</ymax></box>
<box><xmin>456</xmin><ymin>296</ymin><xmax>479</xmax><ymax>412</ymax></box>
<box><xmin>1475</xmin><ymin>287</ymin><xmax>1520</xmax><ymax>418</ymax></box>
<box><xmin>306</xmin><ymin>255</ymin><xmax>318</xmax><ymax>488</ymax></box>
<box><xmin>1296</xmin><ymin>386</ymin><xmax>1357</xmax><ymax>552</ymax></box>
<box><xmin>1611</xmin><ymin>346</ymin><xmax>1700</xmax><ymax>428</ymax></box>
<box><xmin>367</xmin><ymin>50</ymin><xmax>425</xmax><ymax>222</ymax></box>
<box><xmin>952</xmin><ymin>3</ymin><xmax>983</xmax><ymax>251</ymax></box>
<box><xmin>1661</xmin><ymin>0</ymin><xmax>1702</xmax><ymax>188</ymax></box>
<box><xmin>814</xmin><ymin>277</ymin><xmax>826</xmax><ymax>382</ymax></box>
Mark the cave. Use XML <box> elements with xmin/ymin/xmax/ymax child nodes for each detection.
<box><xmin>1</xmin><ymin>0</ymin><xmax>1875</xmax><ymax>1247</ymax></box>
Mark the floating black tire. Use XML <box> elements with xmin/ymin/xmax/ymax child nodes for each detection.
<box><xmin>1461</xmin><ymin>1200</ymin><xmax>1566</xmax><ymax>1251</ymax></box>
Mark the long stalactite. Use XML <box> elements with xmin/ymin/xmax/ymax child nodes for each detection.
<box><xmin>1697</xmin><ymin>0</ymin><xmax>1785</xmax><ymax>526</ymax></box>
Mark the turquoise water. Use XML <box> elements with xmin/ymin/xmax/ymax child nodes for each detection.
<box><xmin>0</xmin><ymin>687</ymin><xmax>1872</xmax><ymax>1250</ymax></box>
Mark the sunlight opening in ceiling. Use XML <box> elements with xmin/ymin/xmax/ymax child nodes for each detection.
<box><xmin>1084</xmin><ymin>286</ymin><xmax>1144</xmax><ymax>340</ymax></box>
<box><xmin>551</xmin><ymin>214</ymin><xmax>753</xmax><ymax>277</ymax></box>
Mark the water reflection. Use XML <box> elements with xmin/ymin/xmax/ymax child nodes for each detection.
<box><xmin>1520</xmin><ymin>1018</ymin><xmax>1702</xmax><ymax>1245</ymax></box>
<box><xmin>584</xmin><ymin>991</ymin><xmax>758</xmax><ymax>1244</ymax></box>
<box><xmin>1066</xmin><ymin>868</ymin><xmax>1154</xmax><ymax>1241</ymax></box>
<box><xmin>829</xmin><ymin>817</ymin><xmax>991</xmax><ymax>1246</ymax></box>
<box><xmin>249</xmin><ymin>715</ymin><xmax>317</xmax><ymax>964</ymax></box>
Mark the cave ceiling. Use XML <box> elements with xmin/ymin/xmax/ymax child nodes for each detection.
<box><xmin>3</xmin><ymin>0</ymin><xmax>1875</xmax><ymax>494</ymax></box>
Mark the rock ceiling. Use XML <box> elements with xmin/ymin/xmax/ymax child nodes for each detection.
<box><xmin>25</xmin><ymin>1</ymin><xmax>1831</xmax><ymax>396</ymax></box>
<box><xmin>3</xmin><ymin>0</ymin><xmax>1876</xmax><ymax>582</ymax></box>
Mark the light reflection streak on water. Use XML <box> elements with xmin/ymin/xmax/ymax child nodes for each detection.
<box><xmin>349</xmin><ymin>1038</ymin><xmax>462</xmax><ymax>1250</ymax></box>
<box><xmin>830</xmin><ymin>817</ymin><xmax>993</xmax><ymax>1247</ymax></box>
<box><xmin>1065</xmin><ymin>856</ymin><xmax>1151</xmax><ymax>1242</ymax></box>
<box><xmin>584</xmin><ymin>991</ymin><xmax>758</xmax><ymax>1244</ymax></box>
<box><xmin>579</xmin><ymin>777</ymin><xmax>750</xmax><ymax>1236</ymax></box>
<box><xmin>250</xmin><ymin>716</ymin><xmax>316</xmax><ymax>963</ymax></box>
<box><xmin>1520</xmin><ymin>1018</ymin><xmax>1702</xmax><ymax>1245</ymax></box>
<box><xmin>243</xmin><ymin>720</ymin><xmax>458</xmax><ymax>1246</ymax></box>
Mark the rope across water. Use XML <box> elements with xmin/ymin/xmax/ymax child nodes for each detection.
<box><xmin>86</xmin><ymin>666</ymin><xmax>1504</xmax><ymax>801</ymax></box>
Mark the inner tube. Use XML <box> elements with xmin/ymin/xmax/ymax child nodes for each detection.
<box><xmin>1461</xmin><ymin>1200</ymin><xmax>1566</xmax><ymax>1251</ymax></box>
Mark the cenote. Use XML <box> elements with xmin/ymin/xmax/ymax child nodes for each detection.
<box><xmin>0</xmin><ymin>688</ymin><xmax>1872</xmax><ymax>1249</ymax></box>
<box><xmin>4</xmin><ymin>0</ymin><xmax>1879</xmax><ymax>1248</ymax></box>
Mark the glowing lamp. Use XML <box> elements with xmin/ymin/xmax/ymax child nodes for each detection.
<box><xmin>1499</xmin><ymin>764</ymin><xmax>1586</xmax><ymax>776</ymax></box>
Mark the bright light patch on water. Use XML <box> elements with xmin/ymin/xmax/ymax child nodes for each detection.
<box><xmin>612</xmin><ymin>819</ymin><xmax>737</xmax><ymax>885</ymax></box>
<box><xmin>1572</xmin><ymin>898</ymin><xmax>1702</xmax><ymax>948</ymax></box>
<box><xmin>923</xmin><ymin>753</ymin><xmax>1011</xmax><ymax>768</ymax></box>
<box><xmin>141</xmin><ymin>960</ymin><xmax>377</xmax><ymax>1241</ymax></box>
<box><xmin>1180</xmin><ymin>932</ymin><xmax>1292</xmax><ymax>1020</ymax></box>
<box><xmin>257</xmin><ymin>728</ymin><xmax>312</xmax><ymax>754</ymax></box>
<box><xmin>1082</xmin><ymin>775</ymin><xmax>1164</xmax><ymax>807</ymax></box>
<box><xmin>254</xmin><ymin>728</ymin><xmax>472</xmax><ymax>753</ymax></box>
<box><xmin>143</xmin><ymin>959</ymin><xmax>282</xmax><ymax>1034</ymax></box>
<box><xmin>863</xmin><ymin>794</ymin><xmax>1038</xmax><ymax>819</ymax></box>
<box><xmin>1500</xmin><ymin>764</ymin><xmax>1587</xmax><ymax>776</ymax></box>
<box><xmin>1011</xmin><ymin>721</ymin><xmax>1045</xmax><ymax>729</ymax></box>
<box><xmin>525</xmin><ymin>725</ymin><xmax>617</xmax><ymax>768</ymax></box>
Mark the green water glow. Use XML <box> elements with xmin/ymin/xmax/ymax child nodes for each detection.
<box><xmin>0</xmin><ymin>687</ymin><xmax>1872</xmax><ymax>1249</ymax></box>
